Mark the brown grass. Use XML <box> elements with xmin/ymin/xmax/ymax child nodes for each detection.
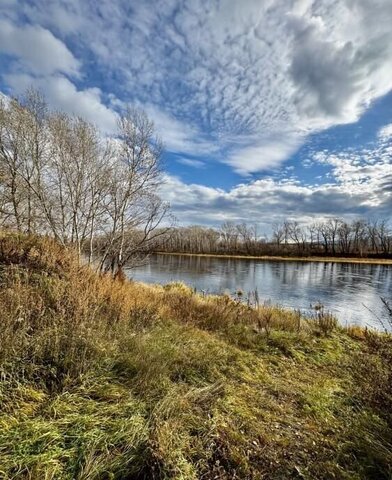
<box><xmin>0</xmin><ymin>232</ymin><xmax>391</xmax><ymax>479</ymax></box>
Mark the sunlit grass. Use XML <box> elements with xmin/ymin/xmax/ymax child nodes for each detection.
<box><xmin>0</xmin><ymin>232</ymin><xmax>391</xmax><ymax>479</ymax></box>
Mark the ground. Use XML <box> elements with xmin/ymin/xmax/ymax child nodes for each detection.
<box><xmin>0</xmin><ymin>232</ymin><xmax>391</xmax><ymax>479</ymax></box>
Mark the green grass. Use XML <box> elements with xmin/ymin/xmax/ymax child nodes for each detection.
<box><xmin>0</xmin><ymin>232</ymin><xmax>391</xmax><ymax>479</ymax></box>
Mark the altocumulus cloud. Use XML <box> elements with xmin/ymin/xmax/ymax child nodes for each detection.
<box><xmin>0</xmin><ymin>0</ymin><xmax>391</xmax><ymax>226</ymax></box>
<box><xmin>1</xmin><ymin>0</ymin><xmax>392</xmax><ymax>172</ymax></box>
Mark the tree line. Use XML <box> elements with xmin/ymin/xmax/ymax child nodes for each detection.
<box><xmin>2</xmin><ymin>90</ymin><xmax>391</xmax><ymax>268</ymax></box>
<box><xmin>0</xmin><ymin>89</ymin><xmax>170</xmax><ymax>274</ymax></box>
<box><xmin>159</xmin><ymin>218</ymin><xmax>392</xmax><ymax>258</ymax></box>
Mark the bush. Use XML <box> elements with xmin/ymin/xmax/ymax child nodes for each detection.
<box><xmin>311</xmin><ymin>302</ymin><xmax>338</xmax><ymax>335</ymax></box>
<box><xmin>353</xmin><ymin>332</ymin><xmax>392</xmax><ymax>426</ymax></box>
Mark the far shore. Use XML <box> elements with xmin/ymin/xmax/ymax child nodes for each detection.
<box><xmin>155</xmin><ymin>251</ymin><xmax>392</xmax><ymax>265</ymax></box>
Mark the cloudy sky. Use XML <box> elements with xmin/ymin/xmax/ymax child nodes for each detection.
<box><xmin>1</xmin><ymin>0</ymin><xmax>391</xmax><ymax>232</ymax></box>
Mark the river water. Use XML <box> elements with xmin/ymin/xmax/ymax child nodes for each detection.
<box><xmin>126</xmin><ymin>254</ymin><xmax>392</xmax><ymax>330</ymax></box>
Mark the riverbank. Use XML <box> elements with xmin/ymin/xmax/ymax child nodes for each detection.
<box><xmin>1</xmin><ymin>232</ymin><xmax>391</xmax><ymax>479</ymax></box>
<box><xmin>156</xmin><ymin>250</ymin><xmax>392</xmax><ymax>265</ymax></box>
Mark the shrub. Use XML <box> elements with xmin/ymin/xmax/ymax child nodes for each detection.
<box><xmin>311</xmin><ymin>302</ymin><xmax>338</xmax><ymax>335</ymax></box>
<box><xmin>353</xmin><ymin>332</ymin><xmax>392</xmax><ymax>426</ymax></box>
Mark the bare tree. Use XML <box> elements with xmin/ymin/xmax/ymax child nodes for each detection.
<box><xmin>2</xmin><ymin>90</ymin><xmax>392</xmax><ymax>267</ymax></box>
<box><xmin>307</xmin><ymin>223</ymin><xmax>319</xmax><ymax>251</ymax></box>
<box><xmin>377</xmin><ymin>219</ymin><xmax>391</xmax><ymax>256</ymax></box>
<box><xmin>337</xmin><ymin>221</ymin><xmax>352</xmax><ymax>255</ymax></box>
<box><xmin>0</xmin><ymin>96</ymin><xmax>28</xmax><ymax>231</ymax></box>
<box><xmin>46</xmin><ymin>113</ymin><xmax>112</xmax><ymax>259</ymax></box>
<box><xmin>317</xmin><ymin>222</ymin><xmax>330</xmax><ymax>254</ymax></box>
<box><xmin>220</xmin><ymin>221</ymin><xmax>239</xmax><ymax>253</ymax></box>
<box><xmin>288</xmin><ymin>221</ymin><xmax>307</xmax><ymax>254</ymax></box>
<box><xmin>97</xmin><ymin>107</ymin><xmax>167</xmax><ymax>273</ymax></box>
<box><xmin>326</xmin><ymin>219</ymin><xmax>341</xmax><ymax>255</ymax></box>
<box><xmin>158</xmin><ymin>217</ymin><xmax>392</xmax><ymax>258</ymax></box>
<box><xmin>272</xmin><ymin>222</ymin><xmax>285</xmax><ymax>246</ymax></box>
<box><xmin>352</xmin><ymin>219</ymin><xmax>367</xmax><ymax>257</ymax></box>
<box><xmin>236</xmin><ymin>223</ymin><xmax>257</xmax><ymax>253</ymax></box>
<box><xmin>0</xmin><ymin>90</ymin><xmax>171</xmax><ymax>275</ymax></box>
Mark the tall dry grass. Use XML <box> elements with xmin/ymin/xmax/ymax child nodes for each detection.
<box><xmin>0</xmin><ymin>232</ymin><xmax>391</xmax><ymax>479</ymax></box>
<box><xmin>0</xmin><ymin>232</ymin><xmax>338</xmax><ymax>392</ymax></box>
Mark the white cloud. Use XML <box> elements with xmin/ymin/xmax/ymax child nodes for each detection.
<box><xmin>0</xmin><ymin>19</ymin><xmax>80</xmax><ymax>76</ymax></box>
<box><xmin>225</xmin><ymin>134</ymin><xmax>304</xmax><ymax>175</ymax></box>
<box><xmin>288</xmin><ymin>0</ymin><xmax>392</xmax><ymax>129</ymax></box>
<box><xmin>159</xmin><ymin>172</ymin><xmax>380</xmax><ymax>230</ymax></box>
<box><xmin>1</xmin><ymin>1</ymin><xmax>391</xmax><ymax>228</ymax></box>
<box><xmin>312</xmin><ymin>139</ymin><xmax>392</xmax><ymax>209</ymax></box>
<box><xmin>5</xmin><ymin>73</ymin><xmax>118</xmax><ymax>134</ymax></box>
<box><xmin>160</xmin><ymin>133</ymin><xmax>392</xmax><ymax>229</ymax></box>
<box><xmin>143</xmin><ymin>104</ymin><xmax>217</xmax><ymax>156</ymax></box>
<box><xmin>176</xmin><ymin>158</ymin><xmax>206</xmax><ymax>168</ymax></box>
<box><xmin>379</xmin><ymin>124</ymin><xmax>392</xmax><ymax>141</ymax></box>
<box><xmin>2</xmin><ymin>0</ymin><xmax>392</xmax><ymax>174</ymax></box>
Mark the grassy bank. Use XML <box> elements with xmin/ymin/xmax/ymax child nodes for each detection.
<box><xmin>156</xmin><ymin>251</ymin><xmax>392</xmax><ymax>265</ymax></box>
<box><xmin>0</xmin><ymin>232</ymin><xmax>391</xmax><ymax>479</ymax></box>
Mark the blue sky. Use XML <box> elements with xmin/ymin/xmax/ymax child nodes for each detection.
<box><xmin>0</xmin><ymin>0</ymin><xmax>391</xmax><ymax>232</ymax></box>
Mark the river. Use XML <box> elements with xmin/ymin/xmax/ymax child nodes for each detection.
<box><xmin>126</xmin><ymin>254</ymin><xmax>392</xmax><ymax>330</ymax></box>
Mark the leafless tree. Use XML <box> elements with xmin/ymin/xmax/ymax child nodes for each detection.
<box><xmin>97</xmin><ymin>107</ymin><xmax>167</xmax><ymax>273</ymax></box>
<box><xmin>0</xmin><ymin>90</ymin><xmax>171</xmax><ymax>275</ymax></box>
<box><xmin>272</xmin><ymin>222</ymin><xmax>285</xmax><ymax>246</ymax></box>
<box><xmin>337</xmin><ymin>221</ymin><xmax>352</xmax><ymax>255</ymax></box>
<box><xmin>159</xmin><ymin>218</ymin><xmax>391</xmax><ymax>258</ymax></box>
<box><xmin>1</xmin><ymin>90</ymin><xmax>391</xmax><ymax>267</ymax></box>
<box><xmin>307</xmin><ymin>223</ymin><xmax>319</xmax><ymax>251</ymax></box>
<box><xmin>288</xmin><ymin>221</ymin><xmax>307</xmax><ymax>253</ymax></box>
<box><xmin>220</xmin><ymin>221</ymin><xmax>239</xmax><ymax>252</ymax></box>
<box><xmin>236</xmin><ymin>223</ymin><xmax>257</xmax><ymax>253</ymax></box>
<box><xmin>0</xmin><ymin>96</ymin><xmax>28</xmax><ymax>231</ymax></box>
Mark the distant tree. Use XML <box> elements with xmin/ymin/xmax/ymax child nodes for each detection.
<box><xmin>288</xmin><ymin>221</ymin><xmax>307</xmax><ymax>253</ymax></box>
<box><xmin>272</xmin><ymin>222</ymin><xmax>285</xmax><ymax>246</ymax></box>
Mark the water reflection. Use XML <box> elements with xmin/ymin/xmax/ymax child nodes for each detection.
<box><xmin>127</xmin><ymin>254</ymin><xmax>392</xmax><ymax>329</ymax></box>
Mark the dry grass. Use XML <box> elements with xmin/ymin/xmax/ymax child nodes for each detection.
<box><xmin>0</xmin><ymin>232</ymin><xmax>391</xmax><ymax>479</ymax></box>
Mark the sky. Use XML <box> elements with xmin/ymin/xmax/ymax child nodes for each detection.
<box><xmin>0</xmin><ymin>0</ymin><xmax>391</xmax><ymax>233</ymax></box>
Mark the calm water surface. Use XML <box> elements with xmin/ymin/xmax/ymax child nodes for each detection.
<box><xmin>127</xmin><ymin>254</ymin><xmax>392</xmax><ymax>330</ymax></box>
